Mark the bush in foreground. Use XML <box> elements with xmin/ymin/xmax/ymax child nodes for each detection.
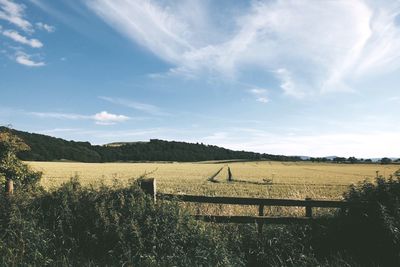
<box><xmin>2</xmin><ymin>175</ymin><xmax>400</xmax><ymax>266</ymax></box>
<box><xmin>312</xmin><ymin>176</ymin><xmax>400</xmax><ymax>267</ymax></box>
<box><xmin>0</xmin><ymin>179</ymin><xmax>328</xmax><ymax>266</ymax></box>
<box><xmin>0</xmin><ymin>180</ymin><xmax>241</xmax><ymax>266</ymax></box>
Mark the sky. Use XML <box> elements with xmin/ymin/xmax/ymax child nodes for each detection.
<box><xmin>1</xmin><ymin>0</ymin><xmax>400</xmax><ymax>158</ymax></box>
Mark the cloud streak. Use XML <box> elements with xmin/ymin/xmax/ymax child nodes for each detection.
<box><xmin>99</xmin><ymin>96</ymin><xmax>168</xmax><ymax>116</ymax></box>
<box><xmin>87</xmin><ymin>0</ymin><xmax>400</xmax><ymax>97</ymax></box>
<box><xmin>30</xmin><ymin>111</ymin><xmax>130</xmax><ymax>125</ymax></box>
<box><xmin>3</xmin><ymin>29</ymin><xmax>43</xmax><ymax>48</ymax></box>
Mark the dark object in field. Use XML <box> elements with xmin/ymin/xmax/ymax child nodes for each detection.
<box><xmin>227</xmin><ymin>167</ymin><xmax>233</xmax><ymax>182</ymax></box>
<box><xmin>207</xmin><ymin>167</ymin><xmax>223</xmax><ymax>183</ymax></box>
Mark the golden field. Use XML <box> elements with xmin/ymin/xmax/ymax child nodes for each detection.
<box><xmin>27</xmin><ymin>161</ymin><xmax>399</xmax><ymax>217</ymax></box>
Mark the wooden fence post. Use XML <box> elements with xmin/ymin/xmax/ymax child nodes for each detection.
<box><xmin>139</xmin><ymin>178</ymin><xmax>157</xmax><ymax>202</ymax></box>
<box><xmin>305</xmin><ymin>197</ymin><xmax>312</xmax><ymax>218</ymax></box>
<box><xmin>257</xmin><ymin>204</ymin><xmax>265</xmax><ymax>235</ymax></box>
<box><xmin>5</xmin><ymin>179</ymin><xmax>14</xmax><ymax>195</ymax></box>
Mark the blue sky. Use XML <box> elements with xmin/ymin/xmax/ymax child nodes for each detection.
<box><xmin>1</xmin><ymin>0</ymin><xmax>400</xmax><ymax>158</ymax></box>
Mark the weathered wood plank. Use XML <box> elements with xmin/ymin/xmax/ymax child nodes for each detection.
<box><xmin>159</xmin><ymin>193</ymin><xmax>364</xmax><ymax>208</ymax></box>
<box><xmin>193</xmin><ymin>215</ymin><xmax>321</xmax><ymax>224</ymax></box>
<box><xmin>305</xmin><ymin>197</ymin><xmax>313</xmax><ymax>217</ymax></box>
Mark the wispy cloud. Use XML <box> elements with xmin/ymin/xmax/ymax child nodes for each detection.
<box><xmin>248</xmin><ymin>88</ymin><xmax>269</xmax><ymax>103</ymax></box>
<box><xmin>30</xmin><ymin>111</ymin><xmax>130</xmax><ymax>125</ymax></box>
<box><xmin>99</xmin><ymin>96</ymin><xmax>168</xmax><ymax>116</ymax></box>
<box><xmin>35</xmin><ymin>22</ymin><xmax>55</xmax><ymax>32</ymax></box>
<box><xmin>275</xmin><ymin>68</ymin><xmax>304</xmax><ymax>98</ymax></box>
<box><xmin>87</xmin><ymin>0</ymin><xmax>400</xmax><ymax>98</ymax></box>
<box><xmin>15</xmin><ymin>52</ymin><xmax>45</xmax><ymax>67</ymax></box>
<box><xmin>86</xmin><ymin>0</ymin><xmax>192</xmax><ymax>63</ymax></box>
<box><xmin>2</xmin><ymin>29</ymin><xmax>43</xmax><ymax>48</ymax></box>
<box><xmin>0</xmin><ymin>0</ymin><xmax>32</xmax><ymax>32</ymax></box>
<box><xmin>30</xmin><ymin>112</ymin><xmax>88</xmax><ymax>120</ymax></box>
<box><xmin>0</xmin><ymin>0</ymin><xmax>54</xmax><ymax>66</ymax></box>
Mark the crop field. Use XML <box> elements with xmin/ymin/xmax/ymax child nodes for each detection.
<box><xmin>28</xmin><ymin>161</ymin><xmax>399</xmax><ymax>217</ymax></box>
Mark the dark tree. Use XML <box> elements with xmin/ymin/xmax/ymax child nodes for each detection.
<box><xmin>380</xmin><ymin>157</ymin><xmax>392</xmax><ymax>165</ymax></box>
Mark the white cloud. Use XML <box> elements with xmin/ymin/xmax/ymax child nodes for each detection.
<box><xmin>0</xmin><ymin>1</ymin><xmax>53</xmax><ymax>66</ymax></box>
<box><xmin>2</xmin><ymin>29</ymin><xmax>43</xmax><ymax>48</ymax></box>
<box><xmin>275</xmin><ymin>68</ymin><xmax>304</xmax><ymax>98</ymax></box>
<box><xmin>87</xmin><ymin>0</ymin><xmax>400</xmax><ymax>98</ymax></box>
<box><xmin>0</xmin><ymin>0</ymin><xmax>33</xmax><ymax>32</ymax></box>
<box><xmin>99</xmin><ymin>96</ymin><xmax>168</xmax><ymax>116</ymax></box>
<box><xmin>86</xmin><ymin>0</ymin><xmax>191</xmax><ymax>63</ymax></box>
<box><xmin>30</xmin><ymin>111</ymin><xmax>130</xmax><ymax>125</ymax></box>
<box><xmin>256</xmin><ymin>97</ymin><xmax>269</xmax><ymax>104</ymax></box>
<box><xmin>93</xmin><ymin>111</ymin><xmax>130</xmax><ymax>125</ymax></box>
<box><xmin>15</xmin><ymin>52</ymin><xmax>45</xmax><ymax>67</ymax></box>
<box><xmin>248</xmin><ymin>88</ymin><xmax>269</xmax><ymax>103</ymax></box>
<box><xmin>36</xmin><ymin>22</ymin><xmax>55</xmax><ymax>32</ymax></box>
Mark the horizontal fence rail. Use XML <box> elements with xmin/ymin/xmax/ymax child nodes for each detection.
<box><xmin>193</xmin><ymin>215</ymin><xmax>325</xmax><ymax>224</ymax></box>
<box><xmin>158</xmin><ymin>193</ymin><xmax>365</xmax><ymax>209</ymax></box>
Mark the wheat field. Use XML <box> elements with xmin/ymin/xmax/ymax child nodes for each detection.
<box><xmin>28</xmin><ymin>161</ymin><xmax>399</xmax><ymax>217</ymax></box>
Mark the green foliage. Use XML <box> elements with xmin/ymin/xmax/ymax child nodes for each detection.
<box><xmin>0</xmin><ymin>179</ymin><xmax>346</xmax><ymax>266</ymax></box>
<box><xmin>0</xmin><ymin>180</ymin><xmax>236</xmax><ymax>266</ymax></box>
<box><xmin>0</xmin><ymin>129</ymin><xmax>42</xmax><ymax>189</ymax></box>
<box><xmin>311</xmin><ymin>175</ymin><xmax>400</xmax><ymax>267</ymax></box>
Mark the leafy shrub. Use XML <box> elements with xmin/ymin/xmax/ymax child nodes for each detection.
<box><xmin>0</xmin><ymin>178</ymin><xmax>340</xmax><ymax>266</ymax></box>
<box><xmin>0</xmin><ymin>180</ymin><xmax>241</xmax><ymax>266</ymax></box>
<box><xmin>0</xmin><ymin>129</ymin><xmax>42</xmax><ymax>189</ymax></box>
<box><xmin>312</xmin><ymin>175</ymin><xmax>400</xmax><ymax>266</ymax></box>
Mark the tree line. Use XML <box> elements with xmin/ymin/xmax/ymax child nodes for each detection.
<box><xmin>1</xmin><ymin>127</ymin><xmax>396</xmax><ymax>163</ymax></box>
<box><xmin>309</xmin><ymin>156</ymin><xmax>398</xmax><ymax>164</ymax></box>
<box><xmin>0</xmin><ymin>127</ymin><xmax>301</xmax><ymax>162</ymax></box>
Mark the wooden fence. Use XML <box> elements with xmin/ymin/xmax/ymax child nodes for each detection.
<box><xmin>158</xmin><ymin>193</ymin><xmax>365</xmax><ymax>225</ymax></box>
<box><xmin>139</xmin><ymin>178</ymin><xmax>365</xmax><ymax>232</ymax></box>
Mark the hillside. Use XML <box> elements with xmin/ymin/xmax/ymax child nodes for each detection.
<box><xmin>0</xmin><ymin>127</ymin><xmax>302</xmax><ymax>163</ymax></box>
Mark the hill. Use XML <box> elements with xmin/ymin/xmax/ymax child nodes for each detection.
<box><xmin>0</xmin><ymin>127</ymin><xmax>302</xmax><ymax>163</ymax></box>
